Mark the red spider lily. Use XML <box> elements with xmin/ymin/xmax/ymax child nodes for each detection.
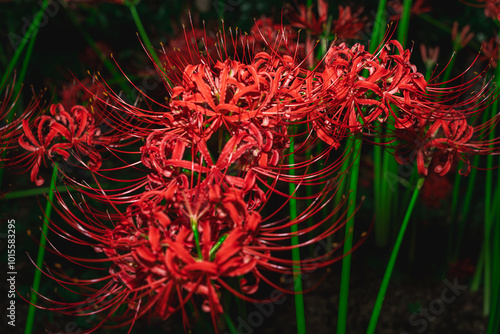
<box><xmin>388</xmin><ymin>0</ymin><xmax>431</xmax><ymax>21</ymax></box>
<box><xmin>285</xmin><ymin>0</ymin><xmax>328</xmax><ymax>37</ymax></box>
<box><xmin>393</xmin><ymin>106</ymin><xmax>500</xmax><ymax>177</ymax></box>
<box><xmin>420</xmin><ymin>44</ymin><xmax>440</xmax><ymax>70</ymax></box>
<box><xmin>481</xmin><ymin>37</ymin><xmax>498</xmax><ymax>68</ymax></box>
<box><xmin>59</xmin><ymin>77</ymin><xmax>106</xmax><ymax>111</ymax></box>
<box><xmin>28</xmin><ymin>37</ymin><xmax>356</xmax><ymax>331</ymax></box>
<box><xmin>331</xmin><ymin>6</ymin><xmax>367</xmax><ymax>41</ymax></box>
<box><xmin>36</xmin><ymin>146</ymin><xmax>355</xmax><ymax>332</ymax></box>
<box><xmin>308</xmin><ymin>40</ymin><xmax>428</xmax><ymax>145</ymax></box>
<box><xmin>163</xmin><ymin>24</ymin><xmax>218</xmax><ymax>77</ymax></box>
<box><xmin>394</xmin><ymin>115</ymin><xmax>474</xmax><ymax>176</ymax></box>
<box><xmin>0</xmin><ymin>85</ymin><xmax>42</xmax><ymax>161</ymax></box>
<box><xmin>451</xmin><ymin>21</ymin><xmax>475</xmax><ymax>50</ymax></box>
<box><xmin>284</xmin><ymin>0</ymin><xmax>328</xmax><ymax>68</ymax></box>
<box><xmin>140</xmin><ymin>127</ymin><xmax>269</xmax><ymax>208</ymax></box>
<box><xmin>464</xmin><ymin>0</ymin><xmax>500</xmax><ymax>21</ymax></box>
<box><xmin>169</xmin><ymin>54</ymin><xmax>313</xmax><ymax>133</ymax></box>
<box><xmin>247</xmin><ymin>17</ymin><xmax>298</xmax><ymax>53</ymax></box>
<box><xmin>15</xmin><ymin>103</ymin><xmax>109</xmax><ymax>185</ymax></box>
<box><xmin>484</xmin><ymin>0</ymin><xmax>500</xmax><ymax>20</ymax></box>
<box><xmin>285</xmin><ymin>1</ymin><xmax>367</xmax><ymax>67</ymax></box>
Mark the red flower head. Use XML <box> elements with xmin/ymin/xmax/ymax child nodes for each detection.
<box><xmin>0</xmin><ymin>85</ymin><xmax>41</xmax><ymax>166</ymax></box>
<box><xmin>16</xmin><ymin>103</ymin><xmax>107</xmax><ymax>185</ymax></box>
<box><xmin>481</xmin><ymin>36</ymin><xmax>498</xmax><ymax>68</ymax></box>
<box><xmin>247</xmin><ymin>17</ymin><xmax>298</xmax><ymax>53</ymax></box>
<box><xmin>332</xmin><ymin>6</ymin><xmax>367</xmax><ymax>41</ymax></box>
<box><xmin>484</xmin><ymin>0</ymin><xmax>500</xmax><ymax>20</ymax></box>
<box><xmin>388</xmin><ymin>0</ymin><xmax>431</xmax><ymax>21</ymax></box>
<box><xmin>285</xmin><ymin>0</ymin><xmax>328</xmax><ymax>36</ymax></box>
<box><xmin>309</xmin><ymin>40</ymin><xmax>428</xmax><ymax>147</ymax></box>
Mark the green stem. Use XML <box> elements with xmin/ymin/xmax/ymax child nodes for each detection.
<box><xmin>366</xmin><ymin>177</ymin><xmax>424</xmax><ymax>334</ymax></box>
<box><xmin>452</xmin><ymin>154</ymin><xmax>480</xmax><ymax>260</ymax></box>
<box><xmin>337</xmin><ymin>134</ymin><xmax>362</xmax><ymax>334</ymax></box>
<box><xmin>483</xmin><ymin>89</ymin><xmax>498</xmax><ymax>317</ymax></box>
<box><xmin>471</xmin><ymin>244</ymin><xmax>484</xmax><ymax>292</ymax></box>
<box><xmin>441</xmin><ymin>56</ymin><xmax>456</xmax><ymax>85</ymax></box>
<box><xmin>371</xmin><ymin>0</ymin><xmax>389</xmax><ymax>248</ymax></box>
<box><xmin>209</xmin><ymin>234</ymin><xmax>228</xmax><ymax>260</ymax></box>
<box><xmin>3</xmin><ymin>183</ymin><xmax>106</xmax><ymax>200</ymax></box>
<box><xmin>331</xmin><ymin>140</ymin><xmax>353</xmax><ymax>248</ymax></box>
<box><xmin>190</xmin><ymin>218</ymin><xmax>202</xmax><ymax>259</ymax></box>
<box><xmin>369</xmin><ymin>0</ymin><xmax>387</xmax><ymax>53</ymax></box>
<box><xmin>127</xmin><ymin>3</ymin><xmax>163</xmax><ymax>71</ymax></box>
<box><xmin>24</xmin><ymin>165</ymin><xmax>58</xmax><ymax>334</ymax></box>
<box><xmin>14</xmin><ymin>19</ymin><xmax>38</xmax><ymax>95</ymax></box>
<box><xmin>397</xmin><ymin>0</ymin><xmax>413</xmax><ymax>48</ymax></box>
<box><xmin>288</xmin><ymin>132</ymin><xmax>306</xmax><ymax>334</ymax></box>
<box><xmin>484</xmin><ymin>30</ymin><xmax>500</xmax><ymax>322</ymax></box>
<box><xmin>224</xmin><ymin>313</ymin><xmax>237</xmax><ymax>334</ymax></box>
<box><xmin>375</xmin><ymin>0</ymin><xmax>412</xmax><ymax>249</ymax></box>
<box><xmin>447</xmin><ymin>161</ymin><xmax>462</xmax><ymax>260</ymax></box>
<box><xmin>0</xmin><ymin>0</ymin><xmax>49</xmax><ymax>91</ymax></box>
<box><xmin>488</xmin><ymin>200</ymin><xmax>500</xmax><ymax>334</ymax></box>
<box><xmin>0</xmin><ymin>1</ymin><xmax>47</xmax><ymax>186</ymax></box>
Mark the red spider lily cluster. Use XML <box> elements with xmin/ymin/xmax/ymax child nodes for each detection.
<box><xmin>2</xmin><ymin>12</ymin><xmax>500</xmax><ymax>333</ymax></box>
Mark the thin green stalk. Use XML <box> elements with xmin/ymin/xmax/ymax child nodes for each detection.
<box><xmin>374</xmin><ymin>0</ymin><xmax>414</xmax><ymax>250</ymax></box>
<box><xmin>3</xmin><ymin>183</ymin><xmax>106</xmax><ymax>200</ymax></box>
<box><xmin>441</xmin><ymin>56</ymin><xmax>456</xmax><ymax>86</ymax></box>
<box><xmin>289</xmin><ymin>133</ymin><xmax>306</xmax><ymax>334</ymax></box>
<box><xmin>4</xmin><ymin>186</ymin><xmax>54</xmax><ymax>200</ymax></box>
<box><xmin>369</xmin><ymin>0</ymin><xmax>387</xmax><ymax>53</ymax></box>
<box><xmin>0</xmin><ymin>1</ymin><xmax>46</xmax><ymax>186</ymax></box>
<box><xmin>14</xmin><ymin>19</ymin><xmax>38</xmax><ymax>95</ymax></box>
<box><xmin>1</xmin><ymin>0</ymin><xmax>49</xmax><ymax>90</ymax></box>
<box><xmin>396</xmin><ymin>0</ymin><xmax>413</xmax><ymax>48</ymax></box>
<box><xmin>471</xmin><ymin>244</ymin><xmax>484</xmax><ymax>292</ymax></box>
<box><xmin>483</xmin><ymin>96</ymin><xmax>497</xmax><ymax>318</ymax></box>
<box><xmin>337</xmin><ymin>134</ymin><xmax>362</xmax><ymax>334</ymax></box>
<box><xmin>371</xmin><ymin>0</ymin><xmax>388</xmax><ymax>248</ymax></box>
<box><xmin>331</xmin><ymin>140</ymin><xmax>353</xmax><ymax>248</ymax></box>
<box><xmin>484</xmin><ymin>174</ymin><xmax>493</xmax><ymax>316</ymax></box>
<box><xmin>452</xmin><ymin>154</ymin><xmax>480</xmax><ymax>260</ymax></box>
<box><xmin>190</xmin><ymin>218</ymin><xmax>202</xmax><ymax>259</ymax></box>
<box><xmin>424</xmin><ymin>66</ymin><xmax>433</xmax><ymax>82</ymax></box>
<box><xmin>447</xmin><ymin>161</ymin><xmax>462</xmax><ymax>260</ymax></box>
<box><xmin>224</xmin><ymin>313</ymin><xmax>238</xmax><ymax>334</ymax></box>
<box><xmin>126</xmin><ymin>3</ymin><xmax>163</xmax><ymax>71</ymax></box>
<box><xmin>487</xmin><ymin>199</ymin><xmax>500</xmax><ymax>334</ymax></box>
<box><xmin>386</xmin><ymin>1</ymin><xmax>412</xmax><ymax>248</ymax></box>
<box><xmin>450</xmin><ymin>100</ymin><xmax>490</xmax><ymax>261</ymax></box>
<box><xmin>484</xmin><ymin>29</ymin><xmax>500</xmax><ymax>321</ymax></box>
<box><xmin>24</xmin><ymin>165</ymin><xmax>58</xmax><ymax>334</ymax></box>
<box><xmin>373</xmin><ymin>144</ymin><xmax>383</xmax><ymax>245</ymax></box>
<box><xmin>367</xmin><ymin>177</ymin><xmax>425</xmax><ymax>334</ymax></box>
